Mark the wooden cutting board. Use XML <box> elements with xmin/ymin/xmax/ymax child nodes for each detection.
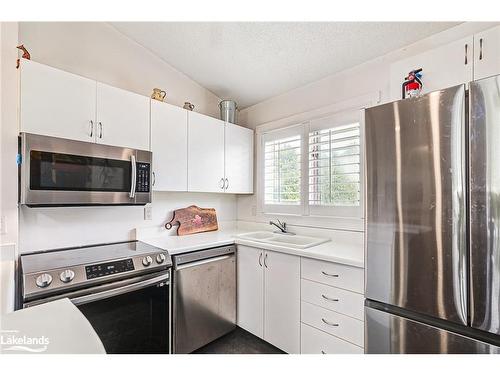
<box><xmin>164</xmin><ymin>205</ymin><xmax>218</xmax><ymax>236</ymax></box>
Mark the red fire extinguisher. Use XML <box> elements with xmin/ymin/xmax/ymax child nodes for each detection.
<box><xmin>402</xmin><ymin>68</ymin><xmax>423</xmax><ymax>99</ymax></box>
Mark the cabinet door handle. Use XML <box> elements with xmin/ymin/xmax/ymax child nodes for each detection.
<box><xmin>322</xmin><ymin>271</ymin><xmax>339</xmax><ymax>278</ymax></box>
<box><xmin>464</xmin><ymin>43</ymin><xmax>468</xmax><ymax>65</ymax></box>
<box><xmin>321</xmin><ymin>294</ymin><xmax>339</xmax><ymax>302</ymax></box>
<box><xmin>152</xmin><ymin>172</ymin><xmax>156</xmax><ymax>187</ymax></box>
<box><xmin>321</xmin><ymin>318</ymin><xmax>339</xmax><ymax>327</ymax></box>
<box><xmin>219</xmin><ymin>178</ymin><xmax>225</xmax><ymax>189</ymax></box>
<box><xmin>225</xmin><ymin>178</ymin><xmax>229</xmax><ymax>190</ymax></box>
<box><xmin>264</xmin><ymin>253</ymin><xmax>268</xmax><ymax>268</ymax></box>
<box><xmin>89</xmin><ymin>120</ymin><xmax>94</xmax><ymax>138</ymax></box>
<box><xmin>258</xmin><ymin>252</ymin><xmax>263</xmax><ymax>267</ymax></box>
<box><xmin>479</xmin><ymin>38</ymin><xmax>483</xmax><ymax>60</ymax></box>
<box><xmin>98</xmin><ymin>122</ymin><xmax>103</xmax><ymax>138</ymax></box>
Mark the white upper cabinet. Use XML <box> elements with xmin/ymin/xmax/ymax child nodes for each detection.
<box><xmin>389</xmin><ymin>36</ymin><xmax>473</xmax><ymax>101</ymax></box>
<box><xmin>96</xmin><ymin>82</ymin><xmax>150</xmax><ymax>150</ymax></box>
<box><xmin>187</xmin><ymin>111</ymin><xmax>225</xmax><ymax>193</ymax></box>
<box><xmin>20</xmin><ymin>59</ymin><xmax>96</xmax><ymax>142</ymax></box>
<box><xmin>150</xmin><ymin>100</ymin><xmax>188</xmax><ymax>191</ymax></box>
<box><xmin>224</xmin><ymin>123</ymin><xmax>254</xmax><ymax>194</ymax></box>
<box><xmin>474</xmin><ymin>25</ymin><xmax>500</xmax><ymax>81</ymax></box>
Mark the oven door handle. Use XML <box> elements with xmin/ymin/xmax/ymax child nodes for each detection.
<box><xmin>129</xmin><ymin>154</ymin><xmax>137</xmax><ymax>199</ymax></box>
<box><xmin>70</xmin><ymin>274</ymin><xmax>168</xmax><ymax>306</ymax></box>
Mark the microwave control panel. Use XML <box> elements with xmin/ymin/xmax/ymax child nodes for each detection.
<box><xmin>136</xmin><ymin>162</ymin><xmax>151</xmax><ymax>193</ymax></box>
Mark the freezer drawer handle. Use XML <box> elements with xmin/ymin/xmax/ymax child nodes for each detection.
<box><xmin>321</xmin><ymin>294</ymin><xmax>339</xmax><ymax>302</ymax></box>
<box><xmin>321</xmin><ymin>318</ymin><xmax>339</xmax><ymax>327</ymax></box>
<box><xmin>321</xmin><ymin>271</ymin><xmax>339</xmax><ymax>278</ymax></box>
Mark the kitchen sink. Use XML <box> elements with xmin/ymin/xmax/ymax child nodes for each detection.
<box><xmin>236</xmin><ymin>231</ymin><xmax>330</xmax><ymax>249</ymax></box>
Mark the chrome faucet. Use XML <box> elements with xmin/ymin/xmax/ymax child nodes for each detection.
<box><xmin>269</xmin><ymin>219</ymin><xmax>293</xmax><ymax>235</ymax></box>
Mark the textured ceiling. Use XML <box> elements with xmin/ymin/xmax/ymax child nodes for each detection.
<box><xmin>111</xmin><ymin>22</ymin><xmax>460</xmax><ymax>108</ymax></box>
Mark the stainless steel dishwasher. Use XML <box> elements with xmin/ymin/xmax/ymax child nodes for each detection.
<box><xmin>172</xmin><ymin>245</ymin><xmax>236</xmax><ymax>353</ymax></box>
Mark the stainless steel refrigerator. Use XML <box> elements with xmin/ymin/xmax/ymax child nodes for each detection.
<box><xmin>365</xmin><ymin>75</ymin><xmax>500</xmax><ymax>353</ymax></box>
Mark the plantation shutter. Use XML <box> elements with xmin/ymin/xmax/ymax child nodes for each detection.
<box><xmin>309</xmin><ymin>118</ymin><xmax>361</xmax><ymax>208</ymax></box>
<box><xmin>262</xmin><ymin>125</ymin><xmax>302</xmax><ymax>212</ymax></box>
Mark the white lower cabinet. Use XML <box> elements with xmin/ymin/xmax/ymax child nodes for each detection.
<box><xmin>300</xmin><ymin>257</ymin><xmax>365</xmax><ymax>354</ymax></box>
<box><xmin>264</xmin><ymin>250</ymin><xmax>300</xmax><ymax>354</ymax></box>
<box><xmin>237</xmin><ymin>246</ymin><xmax>264</xmax><ymax>338</ymax></box>
<box><xmin>301</xmin><ymin>279</ymin><xmax>364</xmax><ymax>320</ymax></box>
<box><xmin>237</xmin><ymin>248</ymin><xmax>365</xmax><ymax>354</ymax></box>
<box><xmin>301</xmin><ymin>301</ymin><xmax>364</xmax><ymax>347</ymax></box>
<box><xmin>236</xmin><ymin>245</ymin><xmax>300</xmax><ymax>353</ymax></box>
<box><xmin>301</xmin><ymin>323</ymin><xmax>363</xmax><ymax>354</ymax></box>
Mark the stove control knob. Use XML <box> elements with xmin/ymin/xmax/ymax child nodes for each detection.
<box><xmin>60</xmin><ymin>269</ymin><xmax>75</xmax><ymax>283</ymax></box>
<box><xmin>142</xmin><ymin>256</ymin><xmax>153</xmax><ymax>267</ymax></box>
<box><xmin>36</xmin><ymin>273</ymin><xmax>53</xmax><ymax>288</ymax></box>
<box><xmin>156</xmin><ymin>254</ymin><xmax>166</xmax><ymax>264</ymax></box>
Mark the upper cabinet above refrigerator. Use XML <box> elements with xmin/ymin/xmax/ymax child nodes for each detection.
<box><xmin>389</xmin><ymin>36</ymin><xmax>473</xmax><ymax>101</ymax></box>
<box><xmin>473</xmin><ymin>25</ymin><xmax>500</xmax><ymax>81</ymax></box>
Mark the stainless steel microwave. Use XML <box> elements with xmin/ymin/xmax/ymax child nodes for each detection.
<box><xmin>19</xmin><ymin>133</ymin><xmax>152</xmax><ymax>206</ymax></box>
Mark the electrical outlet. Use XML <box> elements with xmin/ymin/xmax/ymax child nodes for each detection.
<box><xmin>0</xmin><ymin>215</ymin><xmax>6</xmax><ymax>234</ymax></box>
<box><xmin>144</xmin><ymin>205</ymin><xmax>153</xmax><ymax>221</ymax></box>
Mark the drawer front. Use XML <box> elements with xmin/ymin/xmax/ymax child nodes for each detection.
<box><xmin>301</xmin><ymin>301</ymin><xmax>364</xmax><ymax>346</ymax></box>
<box><xmin>301</xmin><ymin>258</ymin><xmax>364</xmax><ymax>293</ymax></box>
<box><xmin>301</xmin><ymin>323</ymin><xmax>363</xmax><ymax>354</ymax></box>
<box><xmin>301</xmin><ymin>279</ymin><xmax>364</xmax><ymax>320</ymax></box>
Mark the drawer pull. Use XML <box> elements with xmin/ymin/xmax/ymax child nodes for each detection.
<box><xmin>321</xmin><ymin>294</ymin><xmax>339</xmax><ymax>302</ymax></box>
<box><xmin>322</xmin><ymin>271</ymin><xmax>339</xmax><ymax>278</ymax></box>
<box><xmin>321</xmin><ymin>318</ymin><xmax>339</xmax><ymax>327</ymax></box>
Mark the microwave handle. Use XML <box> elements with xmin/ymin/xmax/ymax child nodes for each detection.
<box><xmin>130</xmin><ymin>155</ymin><xmax>137</xmax><ymax>199</ymax></box>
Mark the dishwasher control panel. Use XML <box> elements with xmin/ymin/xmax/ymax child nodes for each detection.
<box><xmin>173</xmin><ymin>245</ymin><xmax>235</xmax><ymax>268</ymax></box>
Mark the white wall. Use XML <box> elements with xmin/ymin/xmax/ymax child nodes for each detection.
<box><xmin>237</xmin><ymin>22</ymin><xmax>499</xmax><ymax>231</ymax></box>
<box><xmin>15</xmin><ymin>22</ymin><xmax>236</xmax><ymax>253</ymax></box>
<box><xmin>20</xmin><ymin>192</ymin><xmax>237</xmax><ymax>252</ymax></box>
<box><xmin>1</xmin><ymin>22</ymin><xmax>19</xmax><ymax>314</ymax></box>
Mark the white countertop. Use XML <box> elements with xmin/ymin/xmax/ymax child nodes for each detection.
<box><xmin>140</xmin><ymin>228</ymin><xmax>364</xmax><ymax>268</ymax></box>
<box><xmin>0</xmin><ymin>298</ymin><xmax>105</xmax><ymax>354</ymax></box>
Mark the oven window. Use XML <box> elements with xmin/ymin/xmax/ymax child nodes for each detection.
<box><xmin>30</xmin><ymin>151</ymin><xmax>131</xmax><ymax>192</ymax></box>
<box><xmin>76</xmin><ymin>282</ymin><xmax>169</xmax><ymax>354</ymax></box>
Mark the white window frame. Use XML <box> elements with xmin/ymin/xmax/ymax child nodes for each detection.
<box><xmin>257</xmin><ymin>109</ymin><xmax>365</xmax><ymax>219</ymax></box>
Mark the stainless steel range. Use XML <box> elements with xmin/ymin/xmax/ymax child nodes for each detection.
<box><xmin>20</xmin><ymin>241</ymin><xmax>172</xmax><ymax>354</ymax></box>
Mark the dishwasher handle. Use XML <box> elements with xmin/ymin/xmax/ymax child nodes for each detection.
<box><xmin>175</xmin><ymin>254</ymin><xmax>234</xmax><ymax>270</ymax></box>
